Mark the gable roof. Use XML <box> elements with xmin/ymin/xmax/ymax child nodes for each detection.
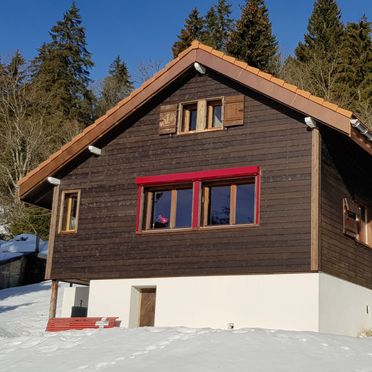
<box><xmin>18</xmin><ymin>40</ymin><xmax>372</xmax><ymax>202</ymax></box>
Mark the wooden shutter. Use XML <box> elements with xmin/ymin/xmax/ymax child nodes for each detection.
<box><xmin>343</xmin><ymin>198</ymin><xmax>360</xmax><ymax>238</ymax></box>
<box><xmin>223</xmin><ymin>95</ymin><xmax>244</xmax><ymax>127</ymax></box>
<box><xmin>159</xmin><ymin>104</ymin><xmax>178</xmax><ymax>134</ymax></box>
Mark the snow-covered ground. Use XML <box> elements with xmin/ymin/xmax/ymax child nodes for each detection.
<box><xmin>0</xmin><ymin>282</ymin><xmax>372</xmax><ymax>371</ymax></box>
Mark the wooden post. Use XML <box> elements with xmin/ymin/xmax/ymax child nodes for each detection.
<box><xmin>311</xmin><ymin>128</ymin><xmax>321</xmax><ymax>271</ymax></box>
<box><xmin>49</xmin><ymin>279</ymin><xmax>59</xmax><ymax>319</ymax></box>
<box><xmin>45</xmin><ymin>185</ymin><xmax>60</xmax><ymax>279</ymax></box>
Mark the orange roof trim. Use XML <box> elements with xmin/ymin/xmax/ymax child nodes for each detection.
<box><xmin>18</xmin><ymin>40</ymin><xmax>369</xmax><ymax>201</ymax></box>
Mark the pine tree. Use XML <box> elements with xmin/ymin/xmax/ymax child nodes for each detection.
<box><xmin>32</xmin><ymin>2</ymin><xmax>94</xmax><ymax>126</ymax></box>
<box><xmin>204</xmin><ymin>0</ymin><xmax>233</xmax><ymax>51</ymax></box>
<box><xmin>336</xmin><ymin>16</ymin><xmax>372</xmax><ymax>126</ymax></box>
<box><xmin>283</xmin><ymin>0</ymin><xmax>344</xmax><ymax>102</ymax></box>
<box><xmin>295</xmin><ymin>0</ymin><xmax>344</xmax><ymax>63</ymax></box>
<box><xmin>172</xmin><ymin>8</ymin><xmax>204</xmax><ymax>57</ymax></box>
<box><xmin>97</xmin><ymin>56</ymin><xmax>134</xmax><ymax>116</ymax></box>
<box><xmin>226</xmin><ymin>0</ymin><xmax>278</xmax><ymax>73</ymax></box>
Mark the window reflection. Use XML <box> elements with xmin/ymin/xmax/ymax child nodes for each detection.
<box><xmin>152</xmin><ymin>190</ymin><xmax>171</xmax><ymax>228</ymax></box>
<box><xmin>209</xmin><ymin>185</ymin><xmax>231</xmax><ymax>225</ymax></box>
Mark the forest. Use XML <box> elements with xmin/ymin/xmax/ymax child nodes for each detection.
<box><xmin>0</xmin><ymin>0</ymin><xmax>371</xmax><ymax>238</ymax></box>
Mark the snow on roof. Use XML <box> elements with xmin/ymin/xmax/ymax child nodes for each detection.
<box><xmin>0</xmin><ymin>234</ymin><xmax>48</xmax><ymax>263</ymax></box>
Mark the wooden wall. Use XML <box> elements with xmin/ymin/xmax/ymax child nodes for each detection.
<box><xmin>320</xmin><ymin>126</ymin><xmax>372</xmax><ymax>289</ymax></box>
<box><xmin>51</xmin><ymin>70</ymin><xmax>313</xmax><ymax>280</ymax></box>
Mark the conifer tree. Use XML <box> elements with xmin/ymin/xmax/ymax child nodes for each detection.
<box><xmin>226</xmin><ymin>0</ymin><xmax>278</xmax><ymax>74</ymax></box>
<box><xmin>32</xmin><ymin>2</ymin><xmax>94</xmax><ymax>126</ymax></box>
<box><xmin>282</xmin><ymin>0</ymin><xmax>344</xmax><ymax>102</ymax></box>
<box><xmin>172</xmin><ymin>8</ymin><xmax>204</xmax><ymax>57</ymax></box>
<box><xmin>97</xmin><ymin>56</ymin><xmax>134</xmax><ymax>116</ymax></box>
<box><xmin>203</xmin><ymin>0</ymin><xmax>233</xmax><ymax>51</ymax></box>
<box><xmin>295</xmin><ymin>0</ymin><xmax>344</xmax><ymax>63</ymax></box>
<box><xmin>336</xmin><ymin>16</ymin><xmax>372</xmax><ymax>126</ymax></box>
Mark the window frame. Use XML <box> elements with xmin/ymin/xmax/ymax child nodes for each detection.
<box><xmin>178</xmin><ymin>97</ymin><xmax>225</xmax><ymax>135</ymax></box>
<box><xmin>143</xmin><ymin>184</ymin><xmax>194</xmax><ymax>230</ymax></box>
<box><xmin>136</xmin><ymin>166</ymin><xmax>260</xmax><ymax>233</ymax></box>
<box><xmin>58</xmin><ymin>189</ymin><xmax>81</xmax><ymax>234</ymax></box>
<box><xmin>201</xmin><ymin>178</ymin><xmax>256</xmax><ymax>227</ymax></box>
<box><xmin>206</xmin><ymin>99</ymin><xmax>223</xmax><ymax>130</ymax></box>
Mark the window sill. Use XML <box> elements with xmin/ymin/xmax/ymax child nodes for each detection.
<box><xmin>177</xmin><ymin>127</ymin><xmax>225</xmax><ymax>136</ymax></box>
<box><xmin>137</xmin><ymin>223</ymin><xmax>259</xmax><ymax>235</ymax></box>
<box><xmin>58</xmin><ymin>230</ymin><xmax>78</xmax><ymax>236</ymax></box>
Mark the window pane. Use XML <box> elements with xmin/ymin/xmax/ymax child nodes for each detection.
<box><xmin>209</xmin><ymin>185</ymin><xmax>230</xmax><ymax>225</ymax></box>
<box><xmin>236</xmin><ymin>183</ymin><xmax>255</xmax><ymax>224</ymax></box>
<box><xmin>212</xmin><ymin>105</ymin><xmax>222</xmax><ymax>128</ymax></box>
<box><xmin>152</xmin><ymin>190</ymin><xmax>171</xmax><ymax>228</ymax></box>
<box><xmin>189</xmin><ymin>109</ymin><xmax>197</xmax><ymax>131</ymax></box>
<box><xmin>175</xmin><ymin>188</ymin><xmax>193</xmax><ymax>228</ymax></box>
<box><xmin>68</xmin><ymin>194</ymin><xmax>78</xmax><ymax>230</ymax></box>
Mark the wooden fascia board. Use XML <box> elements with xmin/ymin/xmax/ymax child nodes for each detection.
<box><xmin>351</xmin><ymin>127</ymin><xmax>372</xmax><ymax>156</ymax></box>
<box><xmin>18</xmin><ymin>50</ymin><xmax>197</xmax><ymax>200</ymax></box>
<box><xmin>195</xmin><ymin>49</ymin><xmax>351</xmax><ymax>136</ymax></box>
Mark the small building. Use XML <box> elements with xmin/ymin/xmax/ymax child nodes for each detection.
<box><xmin>0</xmin><ymin>234</ymin><xmax>47</xmax><ymax>289</ymax></box>
<box><xmin>18</xmin><ymin>41</ymin><xmax>372</xmax><ymax>336</ymax></box>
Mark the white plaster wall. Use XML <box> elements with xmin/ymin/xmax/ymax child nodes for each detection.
<box><xmin>87</xmin><ymin>273</ymin><xmax>319</xmax><ymax>331</ymax></box>
<box><xmin>319</xmin><ymin>273</ymin><xmax>372</xmax><ymax>336</ymax></box>
<box><xmin>61</xmin><ymin>286</ymin><xmax>90</xmax><ymax>317</ymax></box>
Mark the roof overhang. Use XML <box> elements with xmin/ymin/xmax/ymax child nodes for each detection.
<box><xmin>18</xmin><ymin>41</ymin><xmax>372</xmax><ymax>205</ymax></box>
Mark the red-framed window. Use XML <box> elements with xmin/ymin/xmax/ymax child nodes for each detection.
<box><xmin>136</xmin><ymin>166</ymin><xmax>260</xmax><ymax>232</ymax></box>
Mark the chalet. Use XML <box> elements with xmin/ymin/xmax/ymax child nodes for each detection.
<box><xmin>18</xmin><ymin>41</ymin><xmax>372</xmax><ymax>336</ymax></box>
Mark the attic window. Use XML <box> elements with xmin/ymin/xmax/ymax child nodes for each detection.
<box><xmin>158</xmin><ymin>95</ymin><xmax>244</xmax><ymax>135</ymax></box>
<box><xmin>59</xmin><ymin>190</ymin><xmax>80</xmax><ymax>233</ymax></box>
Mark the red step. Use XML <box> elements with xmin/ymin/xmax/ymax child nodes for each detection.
<box><xmin>46</xmin><ymin>317</ymin><xmax>119</xmax><ymax>332</ymax></box>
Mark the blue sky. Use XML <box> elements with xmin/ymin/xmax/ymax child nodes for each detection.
<box><xmin>1</xmin><ymin>0</ymin><xmax>371</xmax><ymax>84</ymax></box>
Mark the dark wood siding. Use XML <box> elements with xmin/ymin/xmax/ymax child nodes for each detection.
<box><xmin>51</xmin><ymin>70</ymin><xmax>313</xmax><ymax>280</ymax></box>
<box><xmin>320</xmin><ymin>126</ymin><xmax>372</xmax><ymax>289</ymax></box>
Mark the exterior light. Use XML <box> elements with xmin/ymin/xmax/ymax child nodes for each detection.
<box><xmin>304</xmin><ymin>116</ymin><xmax>316</xmax><ymax>129</ymax></box>
<box><xmin>88</xmin><ymin>145</ymin><xmax>102</xmax><ymax>156</ymax></box>
<box><xmin>47</xmin><ymin>177</ymin><xmax>61</xmax><ymax>186</ymax></box>
<box><xmin>194</xmin><ymin>62</ymin><xmax>206</xmax><ymax>75</ymax></box>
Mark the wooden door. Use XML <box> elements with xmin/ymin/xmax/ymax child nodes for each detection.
<box><xmin>139</xmin><ymin>288</ymin><xmax>156</xmax><ymax>326</ymax></box>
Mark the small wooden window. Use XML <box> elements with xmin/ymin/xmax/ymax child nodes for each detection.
<box><xmin>60</xmin><ymin>191</ymin><xmax>80</xmax><ymax>233</ymax></box>
<box><xmin>181</xmin><ymin>103</ymin><xmax>198</xmax><ymax>132</ymax></box>
<box><xmin>202</xmin><ymin>179</ymin><xmax>256</xmax><ymax>226</ymax></box>
<box><xmin>143</xmin><ymin>186</ymin><xmax>193</xmax><ymax>230</ymax></box>
<box><xmin>207</xmin><ymin>100</ymin><xmax>223</xmax><ymax>129</ymax></box>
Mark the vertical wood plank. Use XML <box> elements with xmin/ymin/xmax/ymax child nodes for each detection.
<box><xmin>192</xmin><ymin>181</ymin><xmax>201</xmax><ymax>228</ymax></box>
<box><xmin>170</xmin><ymin>189</ymin><xmax>177</xmax><ymax>228</ymax></box>
<box><xmin>49</xmin><ymin>279</ymin><xmax>59</xmax><ymax>319</ymax></box>
<box><xmin>45</xmin><ymin>185</ymin><xmax>60</xmax><ymax>280</ymax></box>
<box><xmin>202</xmin><ymin>186</ymin><xmax>210</xmax><ymax>226</ymax></box>
<box><xmin>230</xmin><ymin>184</ymin><xmax>237</xmax><ymax>225</ymax></box>
<box><xmin>196</xmin><ymin>100</ymin><xmax>206</xmax><ymax>132</ymax></box>
<box><xmin>311</xmin><ymin>128</ymin><xmax>321</xmax><ymax>271</ymax></box>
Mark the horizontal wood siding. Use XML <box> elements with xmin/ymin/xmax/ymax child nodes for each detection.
<box><xmin>51</xmin><ymin>71</ymin><xmax>312</xmax><ymax>280</ymax></box>
<box><xmin>320</xmin><ymin>126</ymin><xmax>372</xmax><ymax>289</ymax></box>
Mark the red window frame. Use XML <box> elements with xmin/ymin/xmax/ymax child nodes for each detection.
<box><xmin>136</xmin><ymin>166</ymin><xmax>260</xmax><ymax>232</ymax></box>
